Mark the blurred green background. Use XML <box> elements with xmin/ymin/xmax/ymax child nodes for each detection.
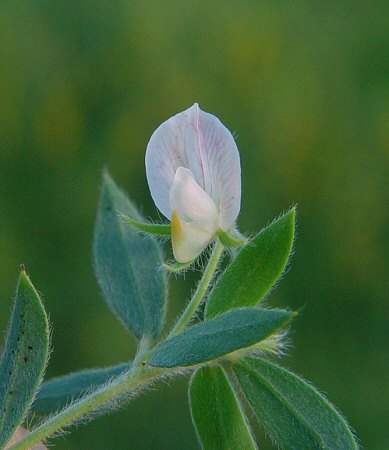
<box><xmin>1</xmin><ymin>1</ymin><xmax>388</xmax><ymax>449</ymax></box>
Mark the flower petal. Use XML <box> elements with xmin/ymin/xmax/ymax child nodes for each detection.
<box><xmin>170</xmin><ymin>167</ymin><xmax>219</xmax><ymax>234</ymax></box>
<box><xmin>145</xmin><ymin>103</ymin><xmax>241</xmax><ymax>228</ymax></box>
<box><xmin>170</xmin><ymin>167</ymin><xmax>219</xmax><ymax>263</ymax></box>
<box><xmin>171</xmin><ymin>210</ymin><xmax>215</xmax><ymax>263</ymax></box>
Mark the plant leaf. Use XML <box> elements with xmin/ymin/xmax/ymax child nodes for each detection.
<box><xmin>189</xmin><ymin>366</ymin><xmax>257</xmax><ymax>450</ymax></box>
<box><xmin>207</xmin><ymin>208</ymin><xmax>295</xmax><ymax>318</ymax></box>
<box><xmin>234</xmin><ymin>357</ymin><xmax>358</xmax><ymax>450</ymax></box>
<box><xmin>149</xmin><ymin>308</ymin><xmax>294</xmax><ymax>368</ymax></box>
<box><xmin>93</xmin><ymin>171</ymin><xmax>167</xmax><ymax>339</ymax></box>
<box><xmin>0</xmin><ymin>270</ymin><xmax>49</xmax><ymax>448</ymax></box>
<box><xmin>33</xmin><ymin>362</ymin><xmax>130</xmax><ymax>415</ymax></box>
<box><xmin>122</xmin><ymin>214</ymin><xmax>171</xmax><ymax>235</ymax></box>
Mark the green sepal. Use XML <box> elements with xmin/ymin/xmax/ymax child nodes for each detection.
<box><xmin>93</xmin><ymin>171</ymin><xmax>167</xmax><ymax>339</ymax></box>
<box><xmin>122</xmin><ymin>214</ymin><xmax>171</xmax><ymax>235</ymax></box>
<box><xmin>163</xmin><ymin>260</ymin><xmax>193</xmax><ymax>273</ymax></box>
<box><xmin>207</xmin><ymin>208</ymin><xmax>295</xmax><ymax>318</ymax></box>
<box><xmin>0</xmin><ymin>269</ymin><xmax>49</xmax><ymax>448</ymax></box>
<box><xmin>234</xmin><ymin>357</ymin><xmax>359</xmax><ymax>450</ymax></box>
<box><xmin>217</xmin><ymin>228</ymin><xmax>247</xmax><ymax>247</ymax></box>
<box><xmin>189</xmin><ymin>365</ymin><xmax>257</xmax><ymax>450</ymax></box>
<box><xmin>33</xmin><ymin>363</ymin><xmax>130</xmax><ymax>415</ymax></box>
<box><xmin>149</xmin><ymin>307</ymin><xmax>295</xmax><ymax>368</ymax></box>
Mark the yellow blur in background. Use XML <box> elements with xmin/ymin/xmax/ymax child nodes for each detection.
<box><xmin>1</xmin><ymin>2</ymin><xmax>388</xmax><ymax>449</ymax></box>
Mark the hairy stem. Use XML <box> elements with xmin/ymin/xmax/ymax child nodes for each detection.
<box><xmin>168</xmin><ymin>239</ymin><xmax>224</xmax><ymax>337</ymax></box>
<box><xmin>10</xmin><ymin>342</ymin><xmax>171</xmax><ymax>450</ymax></box>
<box><xmin>10</xmin><ymin>242</ymin><xmax>225</xmax><ymax>449</ymax></box>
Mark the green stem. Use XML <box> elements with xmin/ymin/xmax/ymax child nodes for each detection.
<box><xmin>10</xmin><ymin>242</ymin><xmax>224</xmax><ymax>449</ymax></box>
<box><xmin>10</xmin><ymin>342</ymin><xmax>170</xmax><ymax>450</ymax></box>
<box><xmin>168</xmin><ymin>239</ymin><xmax>224</xmax><ymax>337</ymax></box>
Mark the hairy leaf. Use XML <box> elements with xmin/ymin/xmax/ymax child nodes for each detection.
<box><xmin>0</xmin><ymin>270</ymin><xmax>49</xmax><ymax>448</ymax></box>
<box><xmin>33</xmin><ymin>363</ymin><xmax>130</xmax><ymax>415</ymax></box>
<box><xmin>93</xmin><ymin>171</ymin><xmax>167</xmax><ymax>339</ymax></box>
<box><xmin>234</xmin><ymin>357</ymin><xmax>358</xmax><ymax>450</ymax></box>
<box><xmin>189</xmin><ymin>366</ymin><xmax>257</xmax><ymax>450</ymax></box>
<box><xmin>207</xmin><ymin>208</ymin><xmax>295</xmax><ymax>318</ymax></box>
<box><xmin>149</xmin><ymin>308</ymin><xmax>294</xmax><ymax>368</ymax></box>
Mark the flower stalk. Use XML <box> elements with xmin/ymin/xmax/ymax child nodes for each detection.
<box><xmin>168</xmin><ymin>239</ymin><xmax>224</xmax><ymax>337</ymax></box>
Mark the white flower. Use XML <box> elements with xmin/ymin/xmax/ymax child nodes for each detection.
<box><xmin>145</xmin><ymin>103</ymin><xmax>241</xmax><ymax>263</ymax></box>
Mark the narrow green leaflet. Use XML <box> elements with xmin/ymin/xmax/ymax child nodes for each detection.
<box><xmin>149</xmin><ymin>308</ymin><xmax>294</xmax><ymax>368</ymax></box>
<box><xmin>93</xmin><ymin>171</ymin><xmax>167</xmax><ymax>339</ymax></box>
<box><xmin>207</xmin><ymin>208</ymin><xmax>295</xmax><ymax>318</ymax></box>
<box><xmin>189</xmin><ymin>366</ymin><xmax>257</xmax><ymax>450</ymax></box>
<box><xmin>33</xmin><ymin>362</ymin><xmax>130</xmax><ymax>415</ymax></box>
<box><xmin>122</xmin><ymin>214</ymin><xmax>171</xmax><ymax>235</ymax></box>
<box><xmin>234</xmin><ymin>357</ymin><xmax>358</xmax><ymax>450</ymax></box>
<box><xmin>0</xmin><ymin>270</ymin><xmax>49</xmax><ymax>448</ymax></box>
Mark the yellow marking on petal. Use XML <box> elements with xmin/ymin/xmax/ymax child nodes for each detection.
<box><xmin>171</xmin><ymin>209</ymin><xmax>215</xmax><ymax>263</ymax></box>
<box><xmin>171</xmin><ymin>210</ymin><xmax>186</xmax><ymax>262</ymax></box>
<box><xmin>171</xmin><ymin>209</ymin><xmax>183</xmax><ymax>242</ymax></box>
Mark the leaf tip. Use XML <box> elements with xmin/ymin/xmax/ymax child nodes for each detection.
<box><xmin>18</xmin><ymin>264</ymin><xmax>31</xmax><ymax>286</ymax></box>
<box><xmin>101</xmin><ymin>165</ymin><xmax>110</xmax><ymax>177</ymax></box>
<box><xmin>101</xmin><ymin>168</ymin><xmax>119</xmax><ymax>194</ymax></box>
<box><xmin>286</xmin><ymin>205</ymin><xmax>297</xmax><ymax>222</ymax></box>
